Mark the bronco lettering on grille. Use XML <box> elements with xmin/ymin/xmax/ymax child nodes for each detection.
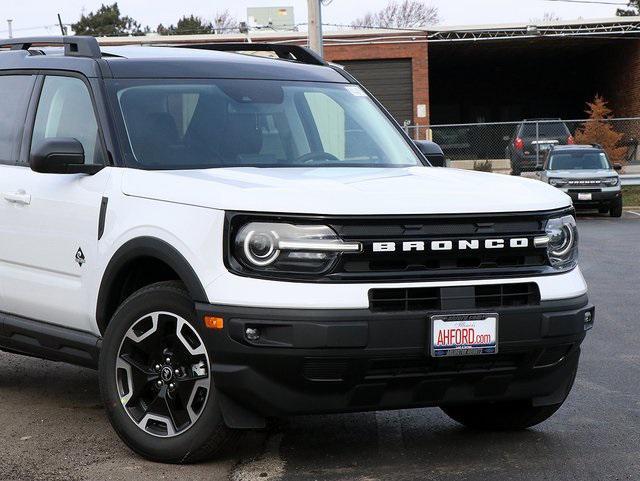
<box><xmin>372</xmin><ymin>238</ymin><xmax>529</xmax><ymax>253</ymax></box>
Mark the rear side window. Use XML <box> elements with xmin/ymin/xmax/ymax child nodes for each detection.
<box><xmin>0</xmin><ymin>75</ymin><xmax>35</xmax><ymax>163</ymax></box>
<box><xmin>32</xmin><ymin>76</ymin><xmax>104</xmax><ymax>165</ymax></box>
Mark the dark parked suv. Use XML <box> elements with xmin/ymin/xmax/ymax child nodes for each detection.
<box><xmin>507</xmin><ymin>119</ymin><xmax>574</xmax><ymax>175</ymax></box>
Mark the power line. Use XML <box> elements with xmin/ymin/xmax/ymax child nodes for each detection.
<box><xmin>320</xmin><ymin>22</ymin><xmax>430</xmax><ymax>32</ymax></box>
<box><xmin>0</xmin><ymin>24</ymin><xmax>62</xmax><ymax>34</ymax></box>
<box><xmin>544</xmin><ymin>0</ymin><xmax>629</xmax><ymax>5</ymax></box>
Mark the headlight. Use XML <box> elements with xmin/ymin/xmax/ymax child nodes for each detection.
<box><xmin>549</xmin><ymin>178</ymin><xmax>567</xmax><ymax>187</ymax></box>
<box><xmin>543</xmin><ymin>215</ymin><xmax>578</xmax><ymax>269</ymax></box>
<box><xmin>603</xmin><ymin>176</ymin><xmax>619</xmax><ymax>187</ymax></box>
<box><xmin>233</xmin><ymin>222</ymin><xmax>361</xmax><ymax>275</ymax></box>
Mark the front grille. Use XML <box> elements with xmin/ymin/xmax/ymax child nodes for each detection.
<box><xmin>365</xmin><ymin>353</ymin><xmax>524</xmax><ymax>379</ymax></box>
<box><xmin>369</xmin><ymin>282</ymin><xmax>540</xmax><ymax>312</ymax></box>
<box><xmin>302</xmin><ymin>358</ymin><xmax>350</xmax><ymax>381</ymax></box>
<box><xmin>566</xmin><ymin>179</ymin><xmax>606</xmax><ymax>187</ymax></box>
<box><xmin>342</xmin><ymin>251</ymin><xmax>547</xmax><ymax>273</ymax></box>
<box><xmin>226</xmin><ymin>208</ymin><xmax>571</xmax><ymax>282</ymax></box>
<box><xmin>324</xmin><ymin>211</ymin><xmax>562</xmax><ymax>281</ymax></box>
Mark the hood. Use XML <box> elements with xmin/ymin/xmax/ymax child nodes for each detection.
<box><xmin>122</xmin><ymin>167</ymin><xmax>571</xmax><ymax>215</ymax></box>
<box><xmin>547</xmin><ymin>169</ymin><xmax>617</xmax><ymax>178</ymax></box>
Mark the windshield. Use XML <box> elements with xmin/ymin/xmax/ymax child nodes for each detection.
<box><xmin>109</xmin><ymin>79</ymin><xmax>422</xmax><ymax>169</ymax></box>
<box><xmin>548</xmin><ymin>151</ymin><xmax>611</xmax><ymax>170</ymax></box>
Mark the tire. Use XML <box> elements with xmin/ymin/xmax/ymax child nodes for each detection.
<box><xmin>441</xmin><ymin>400</ymin><xmax>564</xmax><ymax>431</ymax></box>
<box><xmin>99</xmin><ymin>281</ymin><xmax>238</xmax><ymax>463</ymax></box>
<box><xmin>610</xmin><ymin>198</ymin><xmax>623</xmax><ymax>218</ymax></box>
<box><xmin>598</xmin><ymin>205</ymin><xmax>609</xmax><ymax>214</ymax></box>
<box><xmin>510</xmin><ymin>156</ymin><xmax>520</xmax><ymax>176</ymax></box>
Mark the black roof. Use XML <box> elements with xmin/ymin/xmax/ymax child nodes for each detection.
<box><xmin>0</xmin><ymin>36</ymin><xmax>347</xmax><ymax>83</ymax></box>
<box><xmin>103</xmin><ymin>48</ymin><xmax>346</xmax><ymax>82</ymax></box>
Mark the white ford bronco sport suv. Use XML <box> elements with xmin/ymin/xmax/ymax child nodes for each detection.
<box><xmin>0</xmin><ymin>37</ymin><xmax>593</xmax><ymax>463</ymax></box>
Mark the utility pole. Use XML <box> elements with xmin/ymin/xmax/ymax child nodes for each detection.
<box><xmin>57</xmin><ymin>14</ymin><xmax>67</xmax><ymax>36</ymax></box>
<box><xmin>7</xmin><ymin>19</ymin><xmax>13</xmax><ymax>39</ymax></box>
<box><xmin>307</xmin><ymin>0</ymin><xmax>323</xmax><ymax>57</ymax></box>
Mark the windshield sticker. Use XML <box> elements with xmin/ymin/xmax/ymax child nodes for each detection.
<box><xmin>345</xmin><ymin>85</ymin><xmax>367</xmax><ymax>97</ymax></box>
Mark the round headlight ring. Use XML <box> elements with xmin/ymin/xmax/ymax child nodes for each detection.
<box><xmin>243</xmin><ymin>230</ymin><xmax>280</xmax><ymax>266</ymax></box>
<box><xmin>605</xmin><ymin>177</ymin><xmax>619</xmax><ymax>187</ymax></box>
<box><xmin>550</xmin><ymin>224</ymin><xmax>574</xmax><ymax>258</ymax></box>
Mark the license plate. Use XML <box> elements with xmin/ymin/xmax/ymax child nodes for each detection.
<box><xmin>431</xmin><ymin>313</ymin><xmax>498</xmax><ymax>357</ymax></box>
<box><xmin>578</xmin><ymin>193</ymin><xmax>592</xmax><ymax>201</ymax></box>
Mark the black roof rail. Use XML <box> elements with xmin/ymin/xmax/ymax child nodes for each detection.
<box><xmin>0</xmin><ymin>36</ymin><xmax>101</xmax><ymax>59</ymax></box>
<box><xmin>178</xmin><ymin>43</ymin><xmax>326</xmax><ymax>66</ymax></box>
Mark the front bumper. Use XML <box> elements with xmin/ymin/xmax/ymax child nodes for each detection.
<box><xmin>562</xmin><ymin>188</ymin><xmax>621</xmax><ymax>207</ymax></box>
<box><xmin>198</xmin><ymin>294</ymin><xmax>593</xmax><ymax>418</ymax></box>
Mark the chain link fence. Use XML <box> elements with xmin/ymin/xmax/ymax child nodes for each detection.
<box><xmin>404</xmin><ymin>118</ymin><xmax>640</xmax><ymax>174</ymax></box>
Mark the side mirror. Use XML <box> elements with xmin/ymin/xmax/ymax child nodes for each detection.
<box><xmin>613</xmin><ymin>163</ymin><xmax>622</xmax><ymax>172</ymax></box>
<box><xmin>413</xmin><ymin>140</ymin><xmax>446</xmax><ymax>167</ymax></box>
<box><xmin>30</xmin><ymin>138</ymin><xmax>102</xmax><ymax>175</ymax></box>
<box><xmin>534</xmin><ymin>165</ymin><xmax>545</xmax><ymax>171</ymax></box>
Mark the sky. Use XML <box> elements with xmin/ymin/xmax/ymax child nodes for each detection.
<box><xmin>0</xmin><ymin>0</ymin><xmax>631</xmax><ymax>37</ymax></box>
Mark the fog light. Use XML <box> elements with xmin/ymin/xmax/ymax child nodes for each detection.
<box><xmin>584</xmin><ymin>310</ymin><xmax>593</xmax><ymax>330</ymax></box>
<box><xmin>245</xmin><ymin>327</ymin><xmax>260</xmax><ymax>341</ymax></box>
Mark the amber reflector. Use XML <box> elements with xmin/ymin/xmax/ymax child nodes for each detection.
<box><xmin>204</xmin><ymin>316</ymin><xmax>224</xmax><ymax>330</ymax></box>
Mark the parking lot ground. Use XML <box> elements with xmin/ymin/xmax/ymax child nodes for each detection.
<box><xmin>1</xmin><ymin>213</ymin><xmax>639</xmax><ymax>481</ymax></box>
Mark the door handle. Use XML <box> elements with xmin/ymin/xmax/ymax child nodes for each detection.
<box><xmin>3</xmin><ymin>190</ymin><xmax>31</xmax><ymax>205</ymax></box>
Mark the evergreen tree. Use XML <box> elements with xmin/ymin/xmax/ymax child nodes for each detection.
<box><xmin>158</xmin><ymin>15</ymin><xmax>214</xmax><ymax>36</ymax></box>
<box><xmin>72</xmin><ymin>3</ymin><xmax>145</xmax><ymax>37</ymax></box>
<box><xmin>574</xmin><ymin>95</ymin><xmax>626</xmax><ymax>165</ymax></box>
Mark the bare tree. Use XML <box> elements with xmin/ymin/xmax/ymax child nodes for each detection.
<box><xmin>617</xmin><ymin>0</ymin><xmax>640</xmax><ymax>16</ymax></box>
<box><xmin>213</xmin><ymin>9</ymin><xmax>238</xmax><ymax>34</ymax></box>
<box><xmin>351</xmin><ymin>0</ymin><xmax>439</xmax><ymax>29</ymax></box>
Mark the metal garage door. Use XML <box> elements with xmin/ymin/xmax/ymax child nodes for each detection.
<box><xmin>340</xmin><ymin>59</ymin><xmax>413</xmax><ymax>125</ymax></box>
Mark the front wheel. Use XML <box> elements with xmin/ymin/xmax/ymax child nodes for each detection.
<box><xmin>441</xmin><ymin>400</ymin><xmax>564</xmax><ymax>431</ymax></box>
<box><xmin>99</xmin><ymin>281</ymin><xmax>238</xmax><ymax>463</ymax></box>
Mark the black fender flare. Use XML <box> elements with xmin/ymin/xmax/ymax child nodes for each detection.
<box><xmin>96</xmin><ymin>237</ymin><xmax>208</xmax><ymax>332</ymax></box>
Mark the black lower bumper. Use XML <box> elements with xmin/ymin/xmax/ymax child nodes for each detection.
<box><xmin>566</xmin><ymin>189</ymin><xmax>621</xmax><ymax>208</ymax></box>
<box><xmin>197</xmin><ymin>295</ymin><xmax>592</xmax><ymax>419</ymax></box>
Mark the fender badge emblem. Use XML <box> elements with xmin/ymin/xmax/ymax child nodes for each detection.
<box><xmin>75</xmin><ymin>248</ymin><xmax>86</xmax><ymax>266</ymax></box>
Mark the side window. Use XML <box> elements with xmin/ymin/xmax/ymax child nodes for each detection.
<box><xmin>32</xmin><ymin>76</ymin><xmax>104</xmax><ymax>165</ymax></box>
<box><xmin>0</xmin><ymin>75</ymin><xmax>35</xmax><ymax>164</ymax></box>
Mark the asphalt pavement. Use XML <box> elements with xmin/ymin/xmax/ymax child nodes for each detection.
<box><xmin>1</xmin><ymin>211</ymin><xmax>638</xmax><ymax>481</ymax></box>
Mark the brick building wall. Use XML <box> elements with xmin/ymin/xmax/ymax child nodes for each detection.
<box><xmin>324</xmin><ymin>41</ymin><xmax>430</xmax><ymax>126</ymax></box>
<box><xmin>607</xmin><ymin>39</ymin><xmax>640</xmax><ymax>118</ymax></box>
